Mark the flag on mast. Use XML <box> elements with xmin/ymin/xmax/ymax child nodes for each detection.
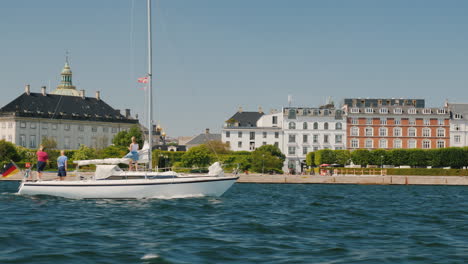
<box><xmin>1</xmin><ymin>162</ymin><xmax>19</xmax><ymax>178</ymax></box>
<box><xmin>138</xmin><ymin>77</ymin><xmax>148</xmax><ymax>83</ymax></box>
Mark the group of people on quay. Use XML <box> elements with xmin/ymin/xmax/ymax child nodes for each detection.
<box><xmin>28</xmin><ymin>137</ymin><xmax>140</xmax><ymax>181</ymax></box>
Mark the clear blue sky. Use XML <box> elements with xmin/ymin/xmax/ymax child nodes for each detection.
<box><xmin>1</xmin><ymin>0</ymin><xmax>467</xmax><ymax>137</ymax></box>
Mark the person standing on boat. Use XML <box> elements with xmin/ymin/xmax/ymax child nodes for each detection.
<box><xmin>57</xmin><ymin>150</ymin><xmax>68</xmax><ymax>181</ymax></box>
<box><xmin>125</xmin><ymin>136</ymin><xmax>139</xmax><ymax>171</ymax></box>
<box><xmin>36</xmin><ymin>145</ymin><xmax>48</xmax><ymax>181</ymax></box>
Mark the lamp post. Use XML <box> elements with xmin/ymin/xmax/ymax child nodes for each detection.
<box><xmin>380</xmin><ymin>155</ymin><xmax>384</xmax><ymax>168</ymax></box>
<box><xmin>262</xmin><ymin>154</ymin><xmax>265</xmax><ymax>175</ymax></box>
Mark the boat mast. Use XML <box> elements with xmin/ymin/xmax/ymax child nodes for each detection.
<box><xmin>147</xmin><ymin>0</ymin><xmax>153</xmax><ymax>170</ymax></box>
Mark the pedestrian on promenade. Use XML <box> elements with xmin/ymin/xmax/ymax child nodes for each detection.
<box><xmin>57</xmin><ymin>150</ymin><xmax>68</xmax><ymax>181</ymax></box>
<box><xmin>36</xmin><ymin>145</ymin><xmax>48</xmax><ymax>181</ymax></box>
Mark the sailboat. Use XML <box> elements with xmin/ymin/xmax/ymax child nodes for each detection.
<box><xmin>17</xmin><ymin>0</ymin><xmax>238</xmax><ymax>199</ymax></box>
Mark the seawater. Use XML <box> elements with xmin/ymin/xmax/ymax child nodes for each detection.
<box><xmin>0</xmin><ymin>182</ymin><xmax>467</xmax><ymax>264</ymax></box>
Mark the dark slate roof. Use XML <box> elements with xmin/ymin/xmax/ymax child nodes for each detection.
<box><xmin>0</xmin><ymin>92</ymin><xmax>138</xmax><ymax>124</ymax></box>
<box><xmin>227</xmin><ymin>111</ymin><xmax>264</xmax><ymax>127</ymax></box>
<box><xmin>186</xmin><ymin>133</ymin><xmax>221</xmax><ymax>145</ymax></box>
<box><xmin>344</xmin><ymin>98</ymin><xmax>425</xmax><ymax>108</ymax></box>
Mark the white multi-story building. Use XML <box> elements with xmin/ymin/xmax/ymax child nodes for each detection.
<box><xmin>448</xmin><ymin>103</ymin><xmax>468</xmax><ymax>147</ymax></box>
<box><xmin>222</xmin><ymin>108</ymin><xmax>283</xmax><ymax>151</ymax></box>
<box><xmin>282</xmin><ymin>106</ymin><xmax>346</xmax><ymax>172</ymax></box>
<box><xmin>221</xmin><ymin>105</ymin><xmax>346</xmax><ymax>173</ymax></box>
<box><xmin>0</xmin><ymin>61</ymin><xmax>138</xmax><ymax>150</ymax></box>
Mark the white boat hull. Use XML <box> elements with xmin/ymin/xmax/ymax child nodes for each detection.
<box><xmin>18</xmin><ymin>176</ymin><xmax>238</xmax><ymax>199</ymax></box>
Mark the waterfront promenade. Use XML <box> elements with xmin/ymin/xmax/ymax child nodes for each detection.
<box><xmin>3</xmin><ymin>171</ymin><xmax>468</xmax><ymax>185</ymax></box>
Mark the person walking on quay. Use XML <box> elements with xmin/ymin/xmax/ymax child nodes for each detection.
<box><xmin>125</xmin><ymin>136</ymin><xmax>139</xmax><ymax>171</ymax></box>
<box><xmin>57</xmin><ymin>150</ymin><xmax>68</xmax><ymax>181</ymax></box>
<box><xmin>36</xmin><ymin>145</ymin><xmax>48</xmax><ymax>181</ymax></box>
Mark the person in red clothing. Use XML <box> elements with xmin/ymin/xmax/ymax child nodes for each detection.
<box><xmin>36</xmin><ymin>145</ymin><xmax>48</xmax><ymax>181</ymax></box>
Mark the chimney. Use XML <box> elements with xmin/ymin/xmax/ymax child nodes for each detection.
<box><xmin>95</xmin><ymin>91</ymin><xmax>101</xmax><ymax>100</ymax></box>
<box><xmin>258</xmin><ymin>106</ymin><xmax>263</xmax><ymax>113</ymax></box>
<box><xmin>125</xmin><ymin>109</ymin><xmax>131</xmax><ymax>118</ymax></box>
<box><xmin>25</xmin><ymin>84</ymin><xmax>30</xmax><ymax>95</ymax></box>
<box><xmin>238</xmin><ymin>106</ymin><xmax>243</xmax><ymax>113</ymax></box>
<box><xmin>205</xmin><ymin>128</ymin><xmax>210</xmax><ymax>134</ymax></box>
<box><xmin>41</xmin><ymin>86</ymin><xmax>46</xmax><ymax>96</ymax></box>
<box><xmin>80</xmin><ymin>89</ymin><xmax>85</xmax><ymax>99</ymax></box>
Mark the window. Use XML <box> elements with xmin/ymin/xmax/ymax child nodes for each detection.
<box><xmin>379</xmin><ymin>108</ymin><xmax>388</xmax><ymax>114</ymax></box>
<box><xmin>437</xmin><ymin>128</ymin><xmax>445</xmax><ymax>137</ymax></box>
<box><xmin>394</xmin><ymin>118</ymin><xmax>401</xmax><ymax>125</ymax></box>
<box><xmin>409</xmin><ymin>118</ymin><xmax>415</xmax><ymax>125</ymax></box>
<box><xmin>288</xmin><ymin>146</ymin><xmax>296</xmax><ymax>155</ymax></box>
<box><xmin>408</xmin><ymin>108</ymin><xmax>417</xmax><ymax>114</ymax></box>
<box><xmin>437</xmin><ymin>140</ymin><xmax>445</xmax><ymax>148</ymax></box>
<box><xmin>454</xmin><ymin>114</ymin><xmax>462</xmax><ymax>119</ymax></box>
<box><xmin>351</xmin><ymin>139</ymin><xmax>359</xmax><ymax>148</ymax></box>
<box><xmin>335</xmin><ymin>122</ymin><xmax>342</xmax><ymax>130</ymax></box>
<box><xmin>249</xmin><ymin>142</ymin><xmax>255</xmax><ymax>151</ymax></box>
<box><xmin>422</xmin><ymin>140</ymin><xmax>431</xmax><ymax>149</ymax></box>
<box><xmin>52</xmin><ymin>124</ymin><xmax>57</xmax><ymax>130</ymax></box>
<box><xmin>288</xmin><ymin>109</ymin><xmax>296</xmax><ymax>119</ymax></box>
<box><xmin>42</xmin><ymin>123</ymin><xmax>48</xmax><ymax>130</ymax></box>
<box><xmin>275</xmin><ymin>132</ymin><xmax>279</xmax><ymax>138</ymax></box>
<box><xmin>423</xmin><ymin>119</ymin><xmax>430</xmax><ymax>126</ymax></box>
<box><xmin>351</xmin><ymin>118</ymin><xmax>358</xmax><ymax>125</ymax></box>
<box><xmin>454</xmin><ymin>135</ymin><xmax>461</xmax><ymax>143</ymax></box>
<box><xmin>272</xmin><ymin>116</ymin><xmax>278</xmax><ymax>124</ymax></box>
<box><xmin>250</xmin><ymin>132</ymin><xmax>255</xmax><ymax>140</ymax></box>
<box><xmin>365</xmin><ymin>127</ymin><xmax>373</xmax><ymax>136</ymax></box>
<box><xmin>422</xmin><ymin>128</ymin><xmax>431</xmax><ymax>137</ymax></box>
<box><xmin>303</xmin><ymin>134</ymin><xmax>308</xmax><ymax>143</ymax></box>
<box><xmin>274</xmin><ymin>142</ymin><xmax>279</xmax><ymax>148</ymax></box>
<box><xmin>112</xmin><ymin>127</ymin><xmax>117</xmax><ymax>133</ymax></box>
<box><xmin>226</xmin><ymin>131</ymin><xmax>230</xmax><ymax>138</ymax></box>
<box><xmin>380</xmin><ymin>118</ymin><xmax>387</xmax><ymax>125</ymax></box>
<box><xmin>323</xmin><ymin>109</ymin><xmax>330</xmax><ymax>116</ymax></box>
<box><xmin>335</xmin><ymin>134</ymin><xmax>342</xmax><ymax>144</ymax></box>
<box><xmin>262</xmin><ymin>142</ymin><xmax>266</xmax><ymax>146</ymax></box>
<box><xmin>303</xmin><ymin>147</ymin><xmax>308</xmax><ymax>155</ymax></box>
<box><xmin>393</xmin><ymin>127</ymin><xmax>402</xmax><ymax>137</ymax></box>
<box><xmin>289</xmin><ymin>122</ymin><xmax>296</xmax><ymax>129</ymax></box>
<box><xmin>19</xmin><ymin>134</ymin><xmax>26</xmax><ymax>147</ymax></box>
<box><xmin>394</xmin><ymin>139</ymin><xmax>402</xmax><ymax>149</ymax></box>
<box><xmin>313</xmin><ymin>146</ymin><xmax>319</xmax><ymax>151</ymax></box>
<box><xmin>92</xmin><ymin>127</ymin><xmax>98</xmax><ymax>132</ymax></box>
<box><xmin>303</xmin><ymin>122</ymin><xmax>308</xmax><ymax>130</ymax></box>
<box><xmin>379</xmin><ymin>127</ymin><xmax>387</xmax><ymax>136</ymax></box>
<box><xmin>324</xmin><ymin>135</ymin><xmax>329</xmax><ymax>144</ymax></box>
<box><xmin>394</xmin><ymin>108</ymin><xmax>403</xmax><ymax>114</ymax></box>
<box><xmin>351</xmin><ymin>127</ymin><xmax>359</xmax><ymax>136</ymax></box>
<box><xmin>63</xmin><ymin>137</ymin><xmax>70</xmax><ymax>149</ymax></box>
<box><xmin>289</xmin><ymin>135</ymin><xmax>296</xmax><ymax>143</ymax></box>
<box><xmin>365</xmin><ymin>139</ymin><xmax>373</xmax><ymax>148</ymax></box>
<box><xmin>313</xmin><ymin>134</ymin><xmax>319</xmax><ymax>143</ymax></box>
<box><xmin>262</xmin><ymin>132</ymin><xmax>267</xmax><ymax>138</ymax></box>
<box><xmin>408</xmin><ymin>128</ymin><xmax>416</xmax><ymax>137</ymax></box>
<box><xmin>78</xmin><ymin>125</ymin><xmax>84</xmax><ymax>131</ymax></box>
<box><xmin>350</xmin><ymin>108</ymin><xmax>359</xmax><ymax>113</ymax></box>
<box><xmin>324</xmin><ymin>123</ymin><xmax>329</xmax><ymax>130</ymax></box>
<box><xmin>29</xmin><ymin>135</ymin><xmax>36</xmax><ymax>148</ymax></box>
<box><xmin>379</xmin><ymin>139</ymin><xmax>387</xmax><ymax>148</ymax></box>
<box><xmin>238</xmin><ymin>141</ymin><xmax>242</xmax><ymax>148</ymax></box>
<box><xmin>20</xmin><ymin>122</ymin><xmax>26</xmax><ymax>128</ymax></box>
<box><xmin>438</xmin><ymin>119</ymin><xmax>445</xmax><ymax>126</ymax></box>
<box><xmin>423</xmin><ymin>109</ymin><xmax>432</xmax><ymax>114</ymax></box>
<box><xmin>438</xmin><ymin>109</ymin><xmax>447</xmax><ymax>114</ymax></box>
<box><xmin>365</xmin><ymin>108</ymin><xmax>374</xmax><ymax>114</ymax></box>
<box><xmin>313</xmin><ymin>122</ymin><xmax>318</xmax><ymax>129</ymax></box>
<box><xmin>366</xmin><ymin>118</ymin><xmax>373</xmax><ymax>125</ymax></box>
<box><xmin>30</xmin><ymin>123</ymin><xmax>36</xmax><ymax>129</ymax></box>
<box><xmin>238</xmin><ymin>131</ymin><xmax>242</xmax><ymax>138</ymax></box>
<box><xmin>408</xmin><ymin>139</ymin><xmax>416</xmax><ymax>149</ymax></box>
<box><xmin>64</xmin><ymin>124</ymin><xmax>70</xmax><ymax>131</ymax></box>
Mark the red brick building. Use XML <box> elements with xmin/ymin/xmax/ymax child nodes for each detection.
<box><xmin>344</xmin><ymin>99</ymin><xmax>450</xmax><ymax>149</ymax></box>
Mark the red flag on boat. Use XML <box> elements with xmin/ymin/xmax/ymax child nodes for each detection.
<box><xmin>138</xmin><ymin>77</ymin><xmax>148</xmax><ymax>83</ymax></box>
<box><xmin>1</xmin><ymin>162</ymin><xmax>19</xmax><ymax>178</ymax></box>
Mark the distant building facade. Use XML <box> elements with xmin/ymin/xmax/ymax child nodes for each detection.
<box><xmin>343</xmin><ymin>98</ymin><xmax>450</xmax><ymax>149</ymax></box>
<box><xmin>448</xmin><ymin>103</ymin><xmax>468</xmax><ymax>147</ymax></box>
<box><xmin>0</xmin><ymin>61</ymin><xmax>138</xmax><ymax>150</ymax></box>
<box><xmin>185</xmin><ymin>128</ymin><xmax>222</xmax><ymax>150</ymax></box>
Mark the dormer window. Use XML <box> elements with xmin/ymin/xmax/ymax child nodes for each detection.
<box><xmin>365</xmin><ymin>108</ymin><xmax>374</xmax><ymax>114</ymax></box>
<box><xmin>379</xmin><ymin>108</ymin><xmax>388</xmax><ymax>114</ymax></box>
<box><xmin>437</xmin><ymin>109</ymin><xmax>447</xmax><ymax>114</ymax></box>
<box><xmin>394</xmin><ymin>108</ymin><xmax>402</xmax><ymax>114</ymax></box>
<box><xmin>408</xmin><ymin>108</ymin><xmax>417</xmax><ymax>114</ymax></box>
<box><xmin>423</xmin><ymin>109</ymin><xmax>431</xmax><ymax>114</ymax></box>
<box><xmin>454</xmin><ymin>113</ymin><xmax>462</xmax><ymax>119</ymax></box>
<box><xmin>350</xmin><ymin>108</ymin><xmax>359</xmax><ymax>113</ymax></box>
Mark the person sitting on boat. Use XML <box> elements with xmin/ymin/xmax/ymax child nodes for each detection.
<box><xmin>125</xmin><ymin>136</ymin><xmax>139</xmax><ymax>171</ymax></box>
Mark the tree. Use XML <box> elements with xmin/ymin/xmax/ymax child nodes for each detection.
<box><xmin>255</xmin><ymin>145</ymin><xmax>285</xmax><ymax>160</ymax></box>
<box><xmin>112</xmin><ymin>125</ymin><xmax>143</xmax><ymax>148</ymax></box>
<box><xmin>388</xmin><ymin>149</ymin><xmax>409</xmax><ymax>167</ymax></box>
<box><xmin>306</xmin><ymin>152</ymin><xmax>315</xmax><ymax>167</ymax></box>
<box><xmin>314</xmin><ymin>149</ymin><xmax>336</xmax><ymax>165</ymax></box>
<box><xmin>204</xmin><ymin>140</ymin><xmax>230</xmax><ymax>154</ymax></box>
<box><xmin>369</xmin><ymin>149</ymin><xmax>387</xmax><ymax>166</ymax></box>
<box><xmin>335</xmin><ymin>150</ymin><xmax>351</xmax><ymax>166</ymax></box>
<box><xmin>72</xmin><ymin>145</ymin><xmax>97</xmax><ymax>161</ymax></box>
<box><xmin>98</xmin><ymin>145</ymin><xmax>127</xmax><ymax>159</ymax></box>
<box><xmin>250</xmin><ymin>145</ymin><xmax>285</xmax><ymax>173</ymax></box>
<box><xmin>41</xmin><ymin>136</ymin><xmax>57</xmax><ymax>150</ymax></box>
<box><xmin>407</xmin><ymin>149</ymin><xmax>428</xmax><ymax>167</ymax></box>
<box><xmin>181</xmin><ymin>145</ymin><xmax>213</xmax><ymax>168</ymax></box>
<box><xmin>351</xmin><ymin>149</ymin><xmax>371</xmax><ymax>167</ymax></box>
<box><xmin>0</xmin><ymin>140</ymin><xmax>20</xmax><ymax>166</ymax></box>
